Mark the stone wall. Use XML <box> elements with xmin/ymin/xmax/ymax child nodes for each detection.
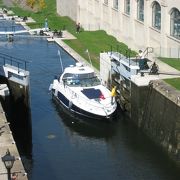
<box><xmin>131</xmin><ymin>80</ymin><xmax>180</xmax><ymax>165</ymax></box>
<box><xmin>56</xmin><ymin>0</ymin><xmax>78</xmax><ymax>22</ymax></box>
<box><xmin>7</xmin><ymin>80</ymin><xmax>32</xmax><ymax>155</ymax></box>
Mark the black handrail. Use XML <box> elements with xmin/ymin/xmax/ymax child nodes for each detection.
<box><xmin>0</xmin><ymin>52</ymin><xmax>30</xmax><ymax>72</ymax></box>
<box><xmin>143</xmin><ymin>47</ymin><xmax>153</xmax><ymax>58</ymax></box>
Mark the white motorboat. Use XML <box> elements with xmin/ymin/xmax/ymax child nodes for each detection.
<box><xmin>49</xmin><ymin>63</ymin><xmax>117</xmax><ymax>120</ymax></box>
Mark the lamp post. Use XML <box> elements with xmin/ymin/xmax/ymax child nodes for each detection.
<box><xmin>1</xmin><ymin>149</ymin><xmax>15</xmax><ymax>180</ymax></box>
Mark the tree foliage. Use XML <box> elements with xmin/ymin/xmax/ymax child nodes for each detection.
<box><xmin>26</xmin><ymin>0</ymin><xmax>46</xmax><ymax>10</ymax></box>
<box><xmin>38</xmin><ymin>0</ymin><xmax>46</xmax><ymax>10</ymax></box>
<box><xmin>26</xmin><ymin>0</ymin><xmax>35</xmax><ymax>9</ymax></box>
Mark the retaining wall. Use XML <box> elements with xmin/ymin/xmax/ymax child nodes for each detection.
<box><xmin>7</xmin><ymin>79</ymin><xmax>32</xmax><ymax>155</ymax></box>
<box><xmin>131</xmin><ymin>80</ymin><xmax>180</xmax><ymax>165</ymax></box>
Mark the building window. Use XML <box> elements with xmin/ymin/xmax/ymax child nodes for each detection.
<box><xmin>124</xmin><ymin>0</ymin><xmax>130</xmax><ymax>15</ymax></box>
<box><xmin>113</xmin><ymin>0</ymin><xmax>118</xmax><ymax>10</ymax></box>
<box><xmin>152</xmin><ymin>1</ymin><xmax>161</xmax><ymax>30</ymax></box>
<box><xmin>137</xmin><ymin>0</ymin><xmax>144</xmax><ymax>21</ymax></box>
<box><xmin>170</xmin><ymin>8</ymin><xmax>180</xmax><ymax>40</ymax></box>
<box><xmin>104</xmin><ymin>0</ymin><xmax>108</xmax><ymax>5</ymax></box>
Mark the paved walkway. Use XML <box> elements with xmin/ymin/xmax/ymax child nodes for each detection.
<box><xmin>156</xmin><ymin>58</ymin><xmax>180</xmax><ymax>75</ymax></box>
<box><xmin>0</xmin><ymin>104</ymin><xmax>27</xmax><ymax>180</ymax></box>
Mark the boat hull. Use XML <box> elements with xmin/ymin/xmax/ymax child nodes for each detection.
<box><xmin>52</xmin><ymin>92</ymin><xmax>117</xmax><ymax>121</ymax></box>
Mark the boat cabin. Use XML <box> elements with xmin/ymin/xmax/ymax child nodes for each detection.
<box><xmin>61</xmin><ymin>64</ymin><xmax>101</xmax><ymax>87</ymax></box>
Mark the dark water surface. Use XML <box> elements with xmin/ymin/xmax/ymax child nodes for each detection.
<box><xmin>0</xmin><ymin>22</ymin><xmax>180</xmax><ymax>180</ymax></box>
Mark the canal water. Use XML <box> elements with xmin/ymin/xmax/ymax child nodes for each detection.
<box><xmin>0</xmin><ymin>22</ymin><xmax>180</xmax><ymax>180</ymax></box>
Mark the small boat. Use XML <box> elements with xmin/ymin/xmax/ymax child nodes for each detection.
<box><xmin>49</xmin><ymin>63</ymin><xmax>117</xmax><ymax>120</ymax></box>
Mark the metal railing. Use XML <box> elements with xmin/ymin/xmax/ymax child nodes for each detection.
<box><xmin>0</xmin><ymin>52</ymin><xmax>30</xmax><ymax>72</ymax></box>
<box><xmin>142</xmin><ymin>47</ymin><xmax>153</xmax><ymax>58</ymax></box>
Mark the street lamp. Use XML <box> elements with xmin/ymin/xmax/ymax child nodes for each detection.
<box><xmin>1</xmin><ymin>149</ymin><xmax>15</xmax><ymax>180</ymax></box>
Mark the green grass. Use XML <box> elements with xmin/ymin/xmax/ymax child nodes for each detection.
<box><xmin>159</xmin><ymin>57</ymin><xmax>180</xmax><ymax>90</ymax></box>
<box><xmin>1</xmin><ymin>0</ymin><xmax>136</xmax><ymax>70</ymax></box>
<box><xmin>164</xmin><ymin>78</ymin><xmax>180</xmax><ymax>91</ymax></box>
<box><xmin>64</xmin><ymin>31</ymin><xmax>136</xmax><ymax>69</ymax></box>
<box><xmin>158</xmin><ymin>57</ymin><xmax>180</xmax><ymax>71</ymax></box>
<box><xmin>0</xmin><ymin>0</ymin><xmax>4</xmax><ymax>7</ymax></box>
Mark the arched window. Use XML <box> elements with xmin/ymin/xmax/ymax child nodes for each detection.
<box><xmin>104</xmin><ymin>0</ymin><xmax>108</xmax><ymax>5</ymax></box>
<box><xmin>170</xmin><ymin>8</ymin><xmax>180</xmax><ymax>39</ymax></box>
<box><xmin>124</xmin><ymin>0</ymin><xmax>130</xmax><ymax>15</ymax></box>
<box><xmin>152</xmin><ymin>1</ymin><xmax>161</xmax><ymax>30</ymax></box>
<box><xmin>113</xmin><ymin>0</ymin><xmax>118</xmax><ymax>10</ymax></box>
<box><xmin>137</xmin><ymin>0</ymin><xmax>144</xmax><ymax>21</ymax></box>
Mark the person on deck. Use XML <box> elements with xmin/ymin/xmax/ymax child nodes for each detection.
<box><xmin>138</xmin><ymin>50</ymin><xmax>144</xmax><ymax>59</ymax></box>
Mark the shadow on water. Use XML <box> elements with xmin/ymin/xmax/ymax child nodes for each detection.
<box><xmin>9</xmin><ymin>94</ymin><xmax>32</xmax><ymax>154</ymax></box>
<box><xmin>51</xmin><ymin>98</ymin><xmax>120</xmax><ymax>139</ymax></box>
<box><xmin>51</xmin><ymin>97</ymin><xmax>180</xmax><ymax>180</ymax></box>
<box><xmin>3</xmin><ymin>90</ymin><xmax>33</xmax><ymax>178</ymax></box>
<box><xmin>0</xmin><ymin>71</ymin><xmax>32</xmax><ymax>176</ymax></box>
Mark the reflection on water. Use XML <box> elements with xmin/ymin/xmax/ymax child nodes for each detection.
<box><xmin>52</xmin><ymin>98</ymin><xmax>119</xmax><ymax>139</ymax></box>
<box><xmin>52</xmin><ymin>98</ymin><xmax>180</xmax><ymax>180</ymax></box>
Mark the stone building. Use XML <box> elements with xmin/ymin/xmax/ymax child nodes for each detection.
<box><xmin>56</xmin><ymin>0</ymin><xmax>180</xmax><ymax>58</ymax></box>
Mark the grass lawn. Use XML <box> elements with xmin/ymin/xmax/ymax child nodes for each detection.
<box><xmin>1</xmin><ymin>0</ymin><xmax>136</xmax><ymax>70</ymax></box>
<box><xmin>159</xmin><ymin>57</ymin><xmax>180</xmax><ymax>71</ymax></box>
<box><xmin>159</xmin><ymin>57</ymin><xmax>180</xmax><ymax>90</ymax></box>
<box><xmin>64</xmin><ymin>31</ymin><xmax>135</xmax><ymax>69</ymax></box>
<box><xmin>164</xmin><ymin>78</ymin><xmax>180</xmax><ymax>91</ymax></box>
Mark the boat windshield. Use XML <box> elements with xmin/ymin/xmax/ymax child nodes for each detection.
<box><xmin>62</xmin><ymin>73</ymin><xmax>101</xmax><ymax>87</ymax></box>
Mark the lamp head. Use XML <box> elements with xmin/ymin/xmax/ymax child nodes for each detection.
<box><xmin>1</xmin><ymin>149</ymin><xmax>15</xmax><ymax>170</ymax></box>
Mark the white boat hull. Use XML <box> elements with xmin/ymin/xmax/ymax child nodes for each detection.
<box><xmin>49</xmin><ymin>63</ymin><xmax>117</xmax><ymax>120</ymax></box>
<box><xmin>52</xmin><ymin>90</ymin><xmax>117</xmax><ymax>120</ymax></box>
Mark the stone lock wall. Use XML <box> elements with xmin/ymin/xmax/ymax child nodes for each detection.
<box><xmin>131</xmin><ymin>80</ymin><xmax>180</xmax><ymax>165</ymax></box>
<box><xmin>7</xmin><ymin>80</ymin><xmax>32</xmax><ymax>155</ymax></box>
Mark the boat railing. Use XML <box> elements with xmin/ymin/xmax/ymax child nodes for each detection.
<box><xmin>65</xmin><ymin>85</ymin><xmax>114</xmax><ymax>110</ymax></box>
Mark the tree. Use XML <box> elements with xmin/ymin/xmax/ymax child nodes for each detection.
<box><xmin>38</xmin><ymin>0</ymin><xmax>46</xmax><ymax>10</ymax></box>
<box><xmin>26</xmin><ymin>0</ymin><xmax>35</xmax><ymax>9</ymax></box>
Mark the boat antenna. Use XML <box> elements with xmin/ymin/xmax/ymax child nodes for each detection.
<box><xmin>58</xmin><ymin>50</ymin><xmax>64</xmax><ymax>73</ymax></box>
<box><xmin>85</xmin><ymin>49</ymin><xmax>92</xmax><ymax>67</ymax></box>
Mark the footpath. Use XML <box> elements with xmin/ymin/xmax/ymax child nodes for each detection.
<box><xmin>0</xmin><ymin>103</ymin><xmax>27</xmax><ymax>180</ymax></box>
<box><xmin>131</xmin><ymin>56</ymin><xmax>180</xmax><ymax>86</ymax></box>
